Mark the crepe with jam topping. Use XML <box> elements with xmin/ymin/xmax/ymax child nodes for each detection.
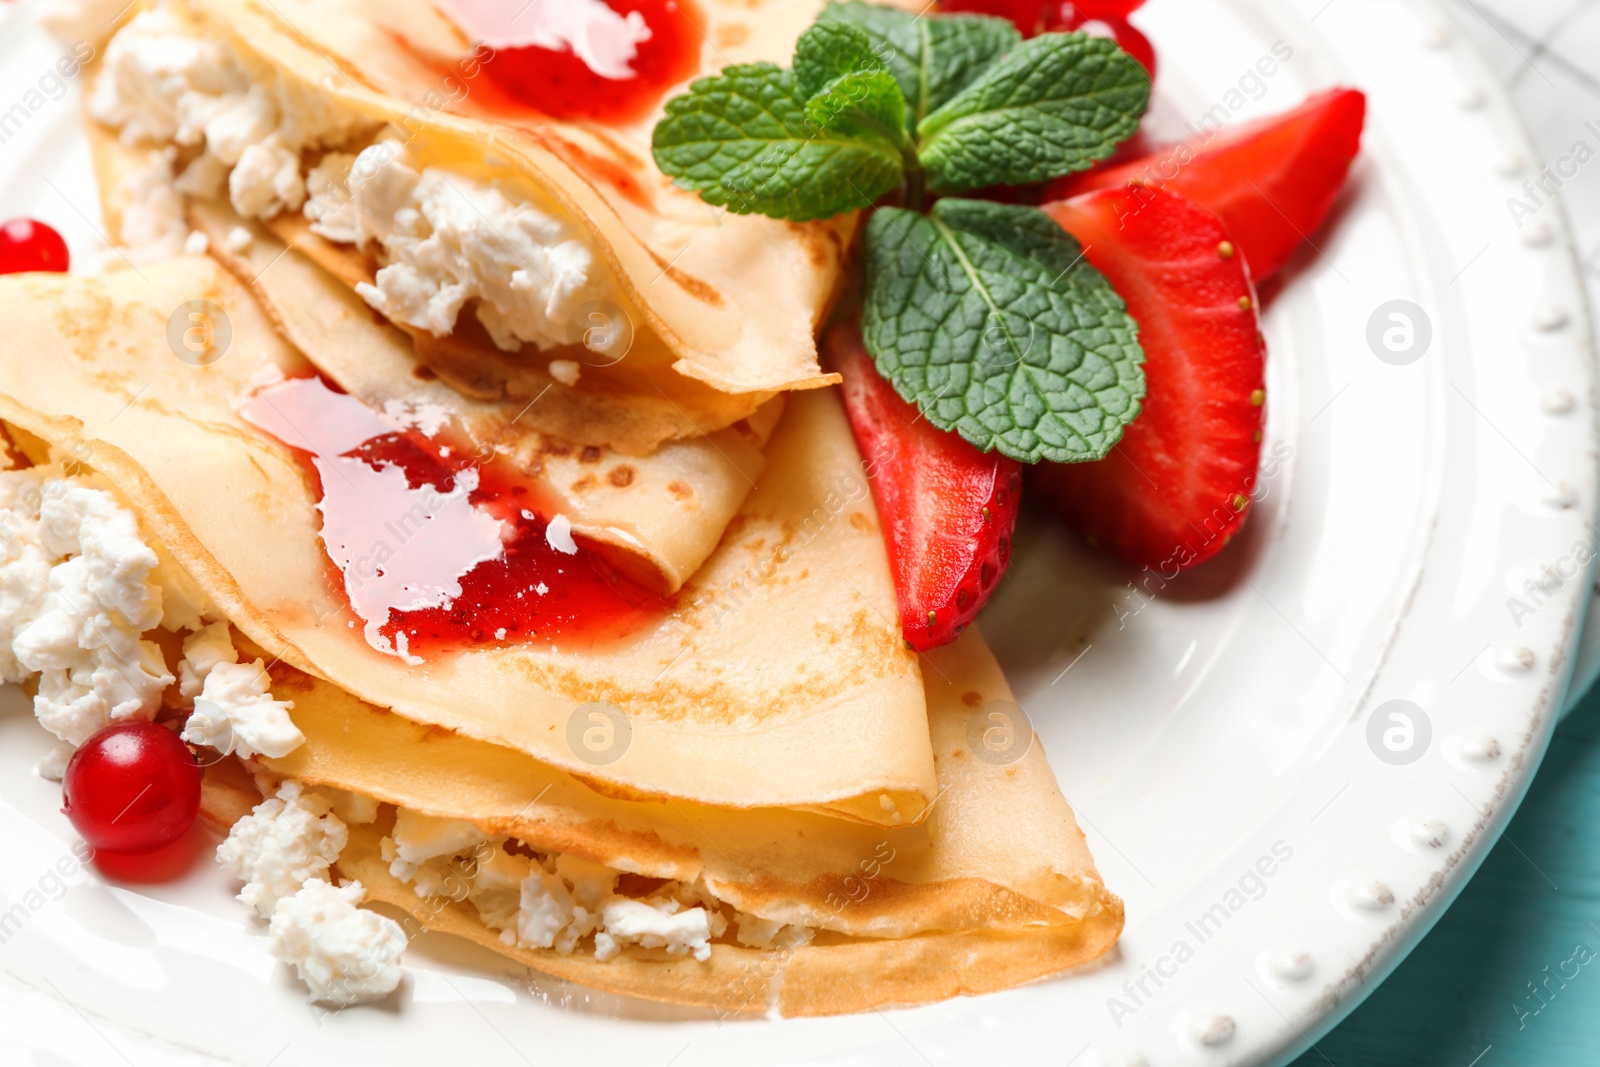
<box><xmin>0</xmin><ymin>259</ymin><xmax>933</xmax><ymax>821</ymax></box>
<box><xmin>0</xmin><ymin>261</ymin><xmax>1121</xmax><ymax>1013</ymax></box>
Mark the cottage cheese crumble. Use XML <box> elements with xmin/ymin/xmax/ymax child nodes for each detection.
<box><xmin>595</xmin><ymin>897</ymin><xmax>713</xmax><ymax>962</ymax></box>
<box><xmin>219</xmin><ymin>786</ymin><xmax>404</xmax><ymax>1005</ymax></box>
<box><xmin>88</xmin><ymin>4</ymin><xmax>624</xmax><ymax>358</ymax></box>
<box><xmin>0</xmin><ymin>469</ymin><xmax>177</xmax><ymax>746</ymax></box>
<box><xmin>381</xmin><ymin>805</ymin><xmax>810</xmax><ymax>963</ymax></box>
<box><xmin>33</xmin><ymin>741</ymin><xmax>75</xmax><ymax>782</ymax></box>
<box><xmin>315</xmin><ymin>144</ymin><xmax>620</xmax><ymax>354</ymax></box>
<box><xmin>88</xmin><ymin>5</ymin><xmax>376</xmax><ymax>231</ymax></box>
<box><xmin>217</xmin><ymin>780</ymin><xmax>350</xmax><ymax>918</ymax></box>
<box><xmin>268</xmin><ymin>878</ymin><xmax>406</xmax><ymax>1006</ymax></box>
<box><xmin>383</xmin><ymin>809</ymin><xmax>493</xmax><ymax>897</ymax></box>
<box><xmin>176</xmin><ymin>618</ymin><xmax>234</xmax><ymax>696</ymax></box>
<box><xmin>0</xmin><ymin>459</ymin><xmax>382</xmax><ymax>1006</ymax></box>
<box><xmin>115</xmin><ymin>148</ymin><xmax>191</xmax><ymax>258</ymax></box>
<box><xmin>182</xmin><ymin>658</ymin><xmax>303</xmax><ymax>759</ymax></box>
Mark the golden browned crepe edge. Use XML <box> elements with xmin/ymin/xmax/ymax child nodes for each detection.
<box><xmin>344</xmin><ymin>827</ymin><xmax>1123</xmax><ymax>1018</ymax></box>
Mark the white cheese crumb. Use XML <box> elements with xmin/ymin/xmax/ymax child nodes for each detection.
<box><xmin>267</xmin><ymin>879</ymin><xmax>406</xmax><ymax>1006</ymax></box>
<box><xmin>173</xmin><ymin>151</ymin><xmax>227</xmax><ymax>199</ymax></box>
<box><xmin>217</xmin><ymin>780</ymin><xmax>349</xmax><ymax>918</ymax></box>
<box><xmin>114</xmin><ymin>148</ymin><xmax>192</xmax><ymax>258</ymax></box>
<box><xmin>1</xmin><ymin>473</ymin><xmax>175</xmax><ymax>745</ymax></box>
<box><xmin>733</xmin><ymin>911</ymin><xmax>787</xmax><ymax>949</ymax></box>
<box><xmin>224</xmin><ymin>225</ymin><xmax>254</xmax><ymax>253</ymax></box>
<box><xmin>183</xmin><ymin>230</ymin><xmax>211</xmax><ymax>256</ymax></box>
<box><xmin>545</xmin><ymin>514</ymin><xmax>577</xmax><ymax>555</ymax></box>
<box><xmin>548</xmin><ymin>359</ymin><xmax>581</xmax><ymax>387</ymax></box>
<box><xmin>382</xmin><ymin>809</ymin><xmax>490</xmax><ymax>898</ymax></box>
<box><xmin>469</xmin><ymin>849</ymin><xmax>532</xmax><ymax>935</ymax></box>
<box><xmin>516</xmin><ymin>866</ymin><xmax>581</xmax><ymax>951</ymax></box>
<box><xmin>313</xmin><ymin>786</ymin><xmax>380</xmax><ymax>826</ymax></box>
<box><xmin>377</xmin><ymin>806</ymin><xmax>749</xmax><ymax>964</ymax></box>
<box><xmin>182</xmin><ymin>658</ymin><xmax>303</xmax><ymax>759</ymax></box>
<box><xmin>335</xmin><ymin>144</ymin><xmax>620</xmax><ymax>353</ymax></box>
<box><xmin>230</xmin><ymin>140</ymin><xmax>306</xmax><ymax>218</ymax></box>
<box><xmin>89</xmin><ymin>8</ymin><xmax>375</xmax><ymax>223</ymax></box>
<box><xmin>33</xmin><ymin>741</ymin><xmax>75</xmax><ymax>782</ymax></box>
<box><xmin>177</xmin><ymin>619</ymin><xmax>237</xmax><ymax>698</ymax></box>
<box><xmin>594</xmin><ymin>897</ymin><xmax>712</xmax><ymax>962</ymax></box>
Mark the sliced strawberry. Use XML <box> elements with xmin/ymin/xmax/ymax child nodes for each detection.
<box><xmin>939</xmin><ymin>0</ymin><xmax>1149</xmax><ymax>36</ymax></box>
<box><xmin>1068</xmin><ymin>0</ymin><xmax>1146</xmax><ymax>17</ymax></box>
<box><xmin>1047</xmin><ymin>88</ymin><xmax>1366</xmax><ymax>281</ymax></box>
<box><xmin>937</xmin><ymin>0</ymin><xmax>1052</xmax><ymax>33</ymax></box>
<box><xmin>1044</xmin><ymin>6</ymin><xmax>1157</xmax><ymax>77</ymax></box>
<box><xmin>1036</xmin><ymin>186</ymin><xmax>1266</xmax><ymax>571</ymax></box>
<box><xmin>828</xmin><ymin>321</ymin><xmax>1022</xmax><ymax>652</ymax></box>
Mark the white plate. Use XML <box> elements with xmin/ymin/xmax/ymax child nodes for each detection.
<box><xmin>0</xmin><ymin>0</ymin><xmax>1595</xmax><ymax>1064</ymax></box>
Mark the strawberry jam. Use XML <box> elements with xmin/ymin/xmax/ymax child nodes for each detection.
<box><xmin>240</xmin><ymin>376</ymin><xmax>665</xmax><ymax>661</ymax></box>
<box><xmin>444</xmin><ymin>0</ymin><xmax>704</xmax><ymax>125</ymax></box>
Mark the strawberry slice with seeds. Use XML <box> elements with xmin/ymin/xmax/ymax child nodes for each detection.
<box><xmin>828</xmin><ymin>321</ymin><xmax>1022</xmax><ymax>651</ymax></box>
<box><xmin>1048</xmin><ymin>88</ymin><xmax>1366</xmax><ymax>281</ymax></box>
<box><xmin>1036</xmin><ymin>185</ymin><xmax>1266</xmax><ymax>571</ymax></box>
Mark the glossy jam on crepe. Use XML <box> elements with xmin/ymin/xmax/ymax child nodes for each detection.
<box><xmin>455</xmin><ymin>0</ymin><xmax>707</xmax><ymax>125</ymax></box>
<box><xmin>241</xmin><ymin>376</ymin><xmax>667</xmax><ymax>660</ymax></box>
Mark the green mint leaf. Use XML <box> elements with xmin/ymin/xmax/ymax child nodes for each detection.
<box><xmin>806</xmin><ymin>69</ymin><xmax>909</xmax><ymax>150</ymax></box>
<box><xmin>863</xmin><ymin>199</ymin><xmax>1144</xmax><ymax>464</ymax></box>
<box><xmin>793</xmin><ymin>20</ymin><xmax>887</xmax><ymax>97</ymax></box>
<box><xmin>651</xmin><ymin>62</ymin><xmax>903</xmax><ymax>222</ymax></box>
<box><xmin>917</xmin><ymin>32</ymin><xmax>1150</xmax><ymax>192</ymax></box>
<box><xmin>818</xmin><ymin>2</ymin><xmax>1021</xmax><ymax>128</ymax></box>
<box><xmin>793</xmin><ymin>23</ymin><xmax>909</xmax><ymax>151</ymax></box>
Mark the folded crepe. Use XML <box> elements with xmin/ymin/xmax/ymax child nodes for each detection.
<box><xmin>0</xmin><ymin>265</ymin><xmax>1121</xmax><ymax>1013</ymax></box>
<box><xmin>187</xmin><ymin>197</ymin><xmax>777</xmax><ymax>592</ymax></box>
<box><xmin>83</xmin><ymin>0</ymin><xmax>862</xmax><ymax>405</ymax></box>
<box><xmin>215</xmin><ymin>630</ymin><xmax>1120</xmax><ymax>1016</ymax></box>
<box><xmin>0</xmin><ymin>259</ymin><xmax>936</xmax><ymax>823</ymax></box>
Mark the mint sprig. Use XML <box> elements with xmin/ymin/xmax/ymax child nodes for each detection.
<box><xmin>816</xmin><ymin>2</ymin><xmax>1021</xmax><ymax>127</ymax></box>
<box><xmin>652</xmin><ymin>54</ymin><xmax>904</xmax><ymax>222</ymax></box>
<box><xmin>865</xmin><ymin>200</ymin><xmax>1144</xmax><ymax>463</ymax></box>
<box><xmin>918</xmin><ymin>33</ymin><xmax>1150</xmax><ymax>192</ymax></box>
<box><xmin>650</xmin><ymin>3</ymin><xmax>1152</xmax><ymax>464</ymax></box>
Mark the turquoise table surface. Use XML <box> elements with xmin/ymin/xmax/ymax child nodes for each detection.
<box><xmin>1291</xmin><ymin>680</ymin><xmax>1600</xmax><ymax>1066</ymax></box>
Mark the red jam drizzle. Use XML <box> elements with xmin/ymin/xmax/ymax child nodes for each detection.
<box><xmin>465</xmin><ymin>0</ymin><xmax>705</xmax><ymax>125</ymax></box>
<box><xmin>240</xmin><ymin>376</ymin><xmax>665</xmax><ymax>661</ymax></box>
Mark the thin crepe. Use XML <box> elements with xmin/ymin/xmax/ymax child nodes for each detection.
<box><xmin>120</xmin><ymin>0</ymin><xmax>861</xmax><ymax>396</ymax></box>
<box><xmin>0</xmin><ymin>262</ymin><xmax>937</xmax><ymax>823</ymax></box>
<box><xmin>83</xmin><ymin>107</ymin><xmax>772</xmax><ymax>453</ymax></box>
<box><xmin>198</xmin><ymin>631</ymin><xmax>1121</xmax><ymax>1017</ymax></box>
<box><xmin>187</xmin><ymin>199</ymin><xmax>775</xmax><ymax>593</ymax></box>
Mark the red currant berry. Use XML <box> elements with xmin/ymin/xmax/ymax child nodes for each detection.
<box><xmin>63</xmin><ymin>723</ymin><xmax>201</xmax><ymax>855</ymax></box>
<box><xmin>0</xmin><ymin>218</ymin><xmax>70</xmax><ymax>275</ymax></box>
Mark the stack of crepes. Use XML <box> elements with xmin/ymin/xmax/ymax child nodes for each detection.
<box><xmin>0</xmin><ymin>0</ymin><xmax>1123</xmax><ymax>1015</ymax></box>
